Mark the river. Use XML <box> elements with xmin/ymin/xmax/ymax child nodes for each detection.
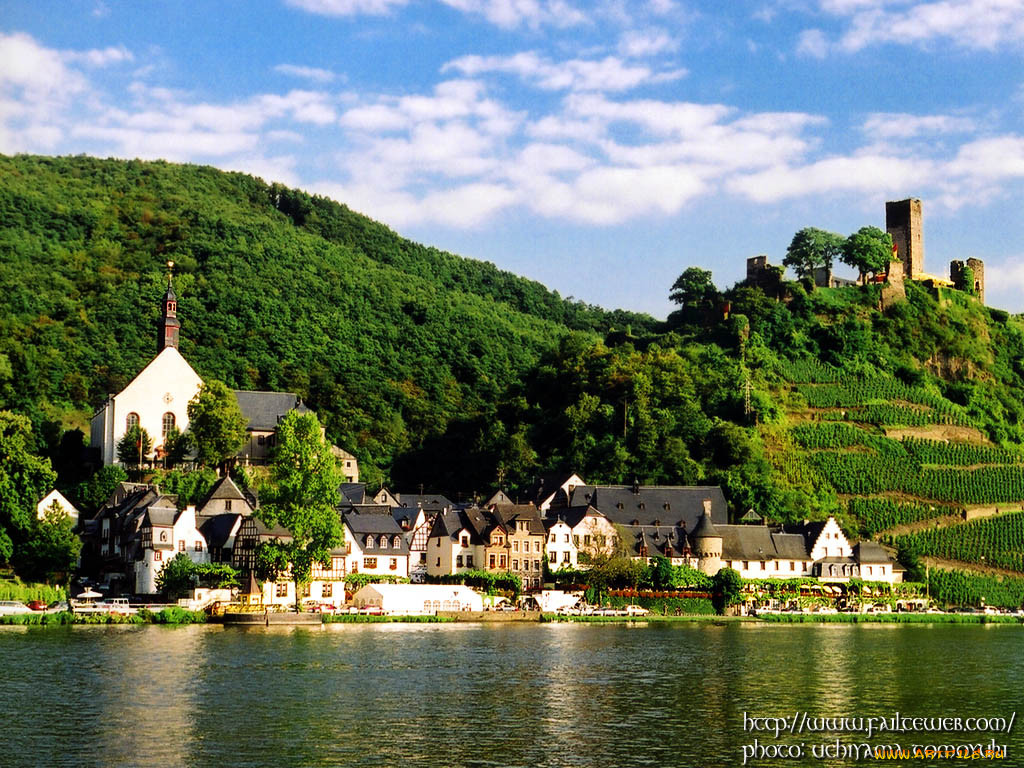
<box><xmin>1</xmin><ymin>621</ymin><xmax>1020</xmax><ymax>767</ymax></box>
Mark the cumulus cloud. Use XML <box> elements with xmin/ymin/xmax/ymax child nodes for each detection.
<box><xmin>796</xmin><ymin>28</ymin><xmax>830</xmax><ymax>58</ymax></box>
<box><xmin>274</xmin><ymin>64</ymin><xmax>338</xmax><ymax>83</ymax></box>
<box><xmin>284</xmin><ymin>0</ymin><xmax>409</xmax><ymax>15</ymax></box>
<box><xmin>617</xmin><ymin>28</ymin><xmax>679</xmax><ymax>57</ymax></box>
<box><xmin>438</xmin><ymin>0</ymin><xmax>587</xmax><ymax>29</ymax></box>
<box><xmin>861</xmin><ymin>112</ymin><xmax>978</xmax><ymax>139</ymax></box>
<box><xmin>444</xmin><ymin>51</ymin><xmax>685</xmax><ymax>92</ymax></box>
<box><xmin>809</xmin><ymin>0</ymin><xmax>1024</xmax><ymax>52</ymax></box>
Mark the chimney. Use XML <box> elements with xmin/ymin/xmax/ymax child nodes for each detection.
<box><xmin>702</xmin><ymin>498</ymin><xmax>712</xmax><ymax>515</ymax></box>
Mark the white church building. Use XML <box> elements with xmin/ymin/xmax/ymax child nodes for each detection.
<box><xmin>90</xmin><ymin>275</ymin><xmax>357</xmax><ymax>477</ymax></box>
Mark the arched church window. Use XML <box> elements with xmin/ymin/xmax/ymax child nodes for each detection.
<box><xmin>162</xmin><ymin>412</ymin><xmax>176</xmax><ymax>436</ymax></box>
<box><xmin>126</xmin><ymin>412</ymin><xmax>140</xmax><ymax>430</ymax></box>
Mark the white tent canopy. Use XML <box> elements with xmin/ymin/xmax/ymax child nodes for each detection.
<box><xmin>351</xmin><ymin>584</ymin><xmax>483</xmax><ymax>615</ymax></box>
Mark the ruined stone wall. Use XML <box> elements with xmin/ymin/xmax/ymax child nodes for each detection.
<box><xmin>950</xmin><ymin>258</ymin><xmax>985</xmax><ymax>304</ymax></box>
<box><xmin>881</xmin><ymin>259</ymin><xmax>905</xmax><ymax>308</ymax></box>
<box><xmin>886</xmin><ymin>198</ymin><xmax>924</xmax><ymax>278</ymax></box>
<box><xmin>967</xmin><ymin>257</ymin><xmax>985</xmax><ymax>305</ymax></box>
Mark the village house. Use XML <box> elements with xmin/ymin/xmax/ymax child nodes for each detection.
<box><xmin>342</xmin><ymin>507</ymin><xmax>410</xmax><ymax>579</ymax></box>
<box><xmin>425</xmin><ymin>508</ymin><xmax>486</xmax><ymax>578</ymax></box>
<box><xmin>543</xmin><ymin>505</ymin><xmax>618</xmax><ymax>571</ymax></box>
<box><xmin>490</xmin><ymin>504</ymin><xmax>547</xmax><ymax>591</ymax></box>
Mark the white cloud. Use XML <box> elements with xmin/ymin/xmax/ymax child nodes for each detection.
<box><xmin>274</xmin><ymin>64</ymin><xmax>338</xmax><ymax>83</ymax></box>
<box><xmin>438</xmin><ymin>0</ymin><xmax>587</xmax><ymax>29</ymax></box>
<box><xmin>945</xmin><ymin>135</ymin><xmax>1024</xmax><ymax>181</ymax></box>
<box><xmin>443</xmin><ymin>51</ymin><xmax>684</xmax><ymax>92</ymax></box>
<box><xmin>861</xmin><ymin>112</ymin><xmax>978</xmax><ymax>139</ymax></box>
<box><xmin>618</xmin><ymin>28</ymin><xmax>679</xmax><ymax>57</ymax></box>
<box><xmin>812</xmin><ymin>0</ymin><xmax>1024</xmax><ymax>52</ymax></box>
<box><xmin>65</xmin><ymin>45</ymin><xmax>134</xmax><ymax>67</ymax></box>
<box><xmin>796</xmin><ymin>29</ymin><xmax>829</xmax><ymax>58</ymax></box>
<box><xmin>0</xmin><ymin>32</ymin><xmax>87</xmax><ymax>96</ymax></box>
<box><xmin>284</xmin><ymin>0</ymin><xmax>409</xmax><ymax>15</ymax></box>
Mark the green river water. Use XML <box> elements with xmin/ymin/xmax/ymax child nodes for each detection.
<box><xmin>0</xmin><ymin>621</ymin><xmax>1020</xmax><ymax>767</ymax></box>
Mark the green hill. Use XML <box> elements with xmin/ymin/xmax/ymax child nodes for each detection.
<box><xmin>5</xmin><ymin>154</ymin><xmax>1024</xmax><ymax>587</ymax></box>
<box><xmin>0</xmin><ymin>154</ymin><xmax>652</xmax><ymax>485</ymax></box>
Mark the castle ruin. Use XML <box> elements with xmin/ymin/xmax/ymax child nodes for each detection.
<box><xmin>950</xmin><ymin>258</ymin><xmax>985</xmax><ymax>304</ymax></box>
<box><xmin>886</xmin><ymin>198</ymin><xmax>924</xmax><ymax>279</ymax></box>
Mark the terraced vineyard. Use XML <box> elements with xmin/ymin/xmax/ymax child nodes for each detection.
<box><xmin>888</xmin><ymin>512</ymin><xmax>1024</xmax><ymax>574</ymax></box>
<box><xmin>778</xmin><ymin>359</ymin><xmax>1024</xmax><ymax>579</ymax></box>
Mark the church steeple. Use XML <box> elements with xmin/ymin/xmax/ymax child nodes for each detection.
<box><xmin>158</xmin><ymin>260</ymin><xmax>180</xmax><ymax>352</ymax></box>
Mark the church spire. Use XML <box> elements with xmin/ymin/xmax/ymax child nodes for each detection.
<box><xmin>158</xmin><ymin>260</ymin><xmax>180</xmax><ymax>352</ymax></box>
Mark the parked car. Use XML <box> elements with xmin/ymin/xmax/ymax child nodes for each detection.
<box><xmin>0</xmin><ymin>601</ymin><xmax>32</xmax><ymax>616</ymax></box>
<box><xmin>47</xmin><ymin>600</ymin><xmax>69</xmax><ymax>613</ymax></box>
<box><xmin>25</xmin><ymin>600</ymin><xmax>48</xmax><ymax>612</ymax></box>
<box><xmin>307</xmin><ymin>603</ymin><xmax>337</xmax><ymax>614</ymax></box>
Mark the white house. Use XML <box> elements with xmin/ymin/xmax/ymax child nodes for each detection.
<box><xmin>343</xmin><ymin>508</ymin><xmax>410</xmax><ymax>579</ymax></box>
<box><xmin>425</xmin><ymin>509</ymin><xmax>485</xmax><ymax>578</ymax></box>
<box><xmin>133</xmin><ymin>499</ymin><xmax>210</xmax><ymax>595</ymax></box>
<box><xmin>37</xmin><ymin>489</ymin><xmax>80</xmax><ymax>526</ymax></box>
<box><xmin>350</xmin><ymin>583</ymin><xmax>483</xmax><ymax>614</ymax></box>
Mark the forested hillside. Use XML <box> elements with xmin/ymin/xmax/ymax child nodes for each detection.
<box><xmin>0</xmin><ymin>154</ymin><xmax>651</xmax><ymax>486</ymax></box>
<box><xmin>6</xmin><ymin>154</ymin><xmax>1024</xmax><ymax>587</ymax></box>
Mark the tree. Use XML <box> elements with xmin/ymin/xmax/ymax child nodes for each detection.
<box><xmin>12</xmin><ymin>501</ymin><xmax>81</xmax><ymax>587</ymax></box>
<box><xmin>784</xmin><ymin>227</ymin><xmax>845</xmax><ymax>282</ymax></box>
<box><xmin>187</xmin><ymin>380</ymin><xmax>247</xmax><ymax>471</ymax></box>
<box><xmin>256</xmin><ymin>411</ymin><xmax>342</xmax><ymax>610</ymax></box>
<box><xmin>161</xmin><ymin>426</ymin><xmax>192</xmax><ymax>469</ymax></box>
<box><xmin>669</xmin><ymin>267</ymin><xmax>718</xmax><ymax>308</ymax></box>
<box><xmin>72</xmin><ymin>464</ymin><xmax>128</xmax><ymax>514</ymax></box>
<box><xmin>650</xmin><ymin>555</ymin><xmax>674</xmax><ymax>590</ymax></box>
<box><xmin>711</xmin><ymin>567</ymin><xmax>743</xmax><ymax>614</ymax></box>
<box><xmin>157</xmin><ymin>552</ymin><xmax>240</xmax><ymax>598</ymax></box>
<box><xmin>0</xmin><ymin>412</ymin><xmax>57</xmax><ymax>566</ymax></box>
<box><xmin>117</xmin><ymin>425</ymin><xmax>152</xmax><ymax>476</ymax></box>
<box><xmin>841</xmin><ymin>226</ymin><xmax>893</xmax><ymax>281</ymax></box>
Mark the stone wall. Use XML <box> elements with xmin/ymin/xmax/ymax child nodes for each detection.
<box><xmin>950</xmin><ymin>258</ymin><xmax>986</xmax><ymax>304</ymax></box>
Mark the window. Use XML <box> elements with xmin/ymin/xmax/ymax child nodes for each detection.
<box><xmin>499</xmin><ymin>555</ymin><xmax>506</xmax><ymax>568</ymax></box>
<box><xmin>466</xmin><ymin>555</ymin><xmax>474</xmax><ymax>567</ymax></box>
<box><xmin>194</xmin><ymin>541</ymin><xmax>202</xmax><ymax>552</ymax></box>
<box><xmin>390</xmin><ymin>558</ymin><xmax>398</xmax><ymax>571</ymax></box>
<box><xmin>535</xmin><ymin>542</ymin><xmax>541</xmax><ymax>552</ymax></box>
<box><xmin>562</xmin><ymin>552</ymin><xmax>570</xmax><ymax>563</ymax></box>
<box><xmin>179</xmin><ymin>540</ymin><xmax>185</xmax><ymax>552</ymax></box>
<box><xmin>300</xmin><ymin>583</ymin><xmax>311</xmax><ymax>598</ymax></box>
<box><xmin>564</xmin><ymin>534</ymin><xmax>570</xmax><ymax>543</ymax></box>
<box><xmin>512</xmin><ymin>559</ymin><xmax>519</xmax><ymax>570</ymax></box>
<box><xmin>276</xmin><ymin>583</ymin><xmax>288</xmax><ymax>597</ymax></box>
<box><xmin>867</xmin><ymin>566</ymin><xmax>873</xmax><ymax>576</ymax></box>
<box><xmin>742</xmin><ymin>561</ymin><xmax>748</xmax><ymax>570</ymax></box>
<box><xmin>224</xmin><ymin>499</ymin><xmax>232</xmax><ymax>511</ymax></box>
<box><xmin>126</xmin><ymin>412</ymin><xmax>140</xmax><ymax>430</ymax></box>
<box><xmin>460</xmin><ymin>535</ymin><xmax>469</xmax><ymax>548</ymax></box>
<box><xmin>258</xmin><ymin>435</ymin><xmax>266</xmax><ymax>446</ymax></box>
<box><xmin>366</xmin><ymin>535</ymin><xmax>375</xmax><ymax>549</ymax></box>
<box><xmin>489</xmin><ymin>554</ymin><xmax>496</xmax><ymax>568</ymax></box>
<box><xmin>364</xmin><ymin>557</ymin><xmax>377</xmax><ymax>569</ymax></box>
<box><xmin>550</xmin><ymin>533</ymin><xmax>556</xmax><ymax>543</ymax></box>
<box><xmin>322</xmin><ymin>583</ymin><xmax>332</xmax><ymax>598</ymax></box>
<box><xmin>534</xmin><ymin>560</ymin><xmax>541</xmax><ymax>571</ymax></box>
<box><xmin>759</xmin><ymin>561</ymin><xmax>765</xmax><ymax>571</ymax></box>
<box><xmin>162</xmin><ymin>411</ymin><xmax>175</xmax><ymax>436</ymax></box>
<box><xmin>456</xmin><ymin>555</ymin><xmax>463</xmax><ymax>567</ymax></box>
<box><xmin>513</xmin><ymin>541</ymin><xmax>519</xmax><ymax>552</ymax></box>
<box><xmin>419</xmin><ymin>553</ymin><xmax>426</xmax><ymax>563</ymax></box>
<box><xmin>160</xmin><ymin>531</ymin><xmax>168</xmax><ymax>543</ymax></box>
<box><xmin>436</xmin><ymin>557</ymin><xmax>441</xmax><ymax>567</ymax></box>
<box><xmin>583</xmin><ymin>535</ymin><xmax>591</xmax><ymax>546</ymax></box>
<box><xmin>154</xmin><ymin>551</ymin><xmax>162</xmax><ymax>562</ymax></box>
<box><xmin>393</xmin><ymin>536</ymin><xmax>401</xmax><ymax>548</ymax></box>
<box><xmin>549</xmin><ymin>552</ymin><xmax>556</xmax><ymax>563</ymax></box>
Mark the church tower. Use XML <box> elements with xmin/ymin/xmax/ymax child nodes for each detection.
<box><xmin>158</xmin><ymin>261</ymin><xmax>180</xmax><ymax>352</ymax></box>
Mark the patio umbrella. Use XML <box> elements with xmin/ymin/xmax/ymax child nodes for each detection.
<box><xmin>76</xmin><ymin>589</ymin><xmax>102</xmax><ymax>600</ymax></box>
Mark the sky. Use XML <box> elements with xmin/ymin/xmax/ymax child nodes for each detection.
<box><xmin>2</xmin><ymin>0</ymin><xmax>1023</xmax><ymax>319</ymax></box>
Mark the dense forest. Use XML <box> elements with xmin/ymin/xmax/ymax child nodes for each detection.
<box><xmin>5</xmin><ymin>154</ymin><xmax>1024</xmax><ymax>586</ymax></box>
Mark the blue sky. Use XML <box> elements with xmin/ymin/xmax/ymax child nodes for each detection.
<box><xmin>2</xmin><ymin>0</ymin><xmax>1023</xmax><ymax>318</ymax></box>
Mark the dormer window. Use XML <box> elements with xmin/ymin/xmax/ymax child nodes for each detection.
<box><xmin>366</xmin><ymin>535</ymin><xmax>375</xmax><ymax>549</ymax></box>
<box><xmin>631</xmin><ymin>519</ymin><xmax>639</xmax><ymax>526</ymax></box>
<box><xmin>393</xmin><ymin>536</ymin><xmax>401</xmax><ymax>548</ymax></box>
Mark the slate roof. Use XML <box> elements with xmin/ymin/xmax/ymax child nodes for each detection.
<box><xmin>429</xmin><ymin>509</ymin><xmax>486</xmax><ymax>544</ymax></box>
<box><xmin>232</xmin><ymin>390</ymin><xmax>309</xmax><ymax>431</ymax></box>
<box><xmin>394</xmin><ymin>493</ymin><xmax>454</xmax><ymax>511</ymax></box>
<box><xmin>570</xmin><ymin>485</ymin><xmax>728</xmax><ymax>530</ymax></box>
<box><xmin>339</xmin><ymin>483</ymin><xmax>367</xmax><ymax>505</ymax></box>
<box><xmin>143</xmin><ymin>497</ymin><xmax>179</xmax><ymax>528</ymax></box>
<box><xmin>544</xmin><ymin>505</ymin><xmax>603</xmax><ymax>530</ymax></box>
<box><xmin>344</xmin><ymin>509</ymin><xmax>409</xmax><ymax>554</ymax></box>
<box><xmin>771</xmin><ymin>533</ymin><xmax>812</xmax><ymax>561</ymax></box>
<box><xmin>692</xmin><ymin>512</ymin><xmax>721</xmax><ymax>540</ymax></box>
<box><xmin>491</xmin><ymin>504</ymin><xmax>546</xmax><ymax>536</ymax></box>
<box><xmin>854</xmin><ymin>541</ymin><xmax>893</xmax><ymax>564</ymax></box>
<box><xmin>716</xmin><ymin>523</ymin><xmax>774</xmax><ymax>560</ymax></box>
<box><xmin>199</xmin><ymin>475</ymin><xmax>256</xmax><ymax>511</ymax></box>
<box><xmin>634</xmin><ymin>526</ymin><xmax>690</xmax><ymax>558</ymax></box>
<box><xmin>197</xmin><ymin>513</ymin><xmax>241</xmax><ymax>549</ymax></box>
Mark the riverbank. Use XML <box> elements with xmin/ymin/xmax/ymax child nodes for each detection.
<box><xmin>755</xmin><ymin>612</ymin><xmax>1023</xmax><ymax>624</ymax></box>
<box><xmin>0</xmin><ymin>608</ymin><xmax>206</xmax><ymax>625</ymax></box>
<box><xmin>540</xmin><ymin>613</ymin><xmax>752</xmax><ymax>623</ymax></box>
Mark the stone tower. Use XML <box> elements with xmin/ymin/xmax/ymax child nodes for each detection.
<box><xmin>158</xmin><ymin>271</ymin><xmax>180</xmax><ymax>353</ymax></box>
<box><xmin>886</xmin><ymin>198</ymin><xmax>924</xmax><ymax>279</ymax></box>
<box><xmin>692</xmin><ymin>500</ymin><xmax>723</xmax><ymax>577</ymax></box>
<box><xmin>950</xmin><ymin>258</ymin><xmax>985</xmax><ymax>304</ymax></box>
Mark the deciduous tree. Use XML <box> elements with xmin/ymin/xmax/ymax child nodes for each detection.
<box><xmin>0</xmin><ymin>411</ymin><xmax>57</xmax><ymax>566</ymax></box>
<box><xmin>256</xmin><ymin>411</ymin><xmax>342</xmax><ymax>610</ymax></box>
<box><xmin>841</xmin><ymin>227</ymin><xmax>893</xmax><ymax>281</ymax></box>
<box><xmin>784</xmin><ymin>227</ymin><xmax>845</xmax><ymax>282</ymax></box>
<box><xmin>187</xmin><ymin>380</ymin><xmax>247</xmax><ymax>471</ymax></box>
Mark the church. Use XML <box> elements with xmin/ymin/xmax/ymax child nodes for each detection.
<box><xmin>89</xmin><ymin>271</ymin><xmax>358</xmax><ymax>481</ymax></box>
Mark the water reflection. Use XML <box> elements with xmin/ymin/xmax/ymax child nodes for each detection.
<box><xmin>1</xmin><ymin>623</ymin><xmax>1021</xmax><ymax>767</ymax></box>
